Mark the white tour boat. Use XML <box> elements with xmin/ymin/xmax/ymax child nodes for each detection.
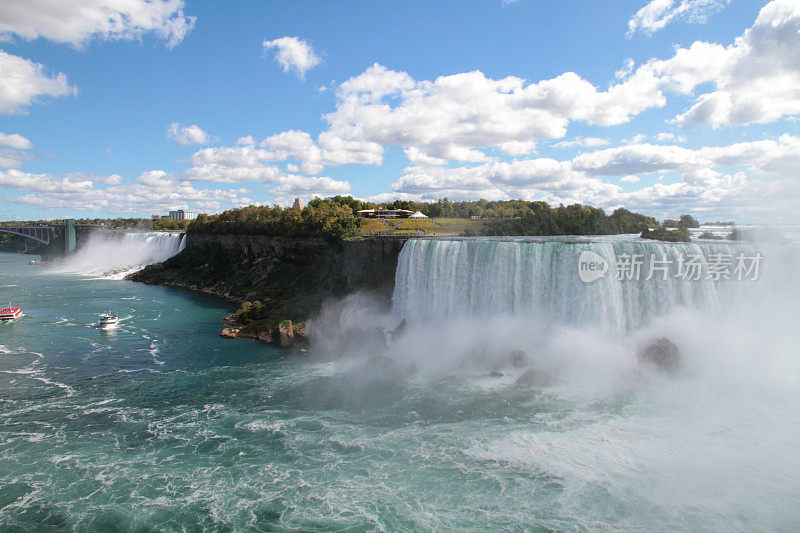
<box><xmin>97</xmin><ymin>312</ymin><xmax>119</xmax><ymax>330</ymax></box>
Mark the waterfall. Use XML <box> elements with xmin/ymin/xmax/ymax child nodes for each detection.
<box><xmin>57</xmin><ymin>231</ymin><xmax>186</xmax><ymax>279</ymax></box>
<box><xmin>392</xmin><ymin>237</ymin><xmax>790</xmax><ymax>334</ymax></box>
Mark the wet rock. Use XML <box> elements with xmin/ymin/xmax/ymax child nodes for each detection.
<box><xmin>220</xmin><ymin>327</ymin><xmax>239</xmax><ymax>339</ymax></box>
<box><xmin>490</xmin><ymin>370</ymin><xmax>504</xmax><ymax>377</ymax></box>
<box><xmin>516</xmin><ymin>369</ymin><xmax>556</xmax><ymax>387</ymax></box>
<box><xmin>384</xmin><ymin>318</ymin><xmax>407</xmax><ymax>347</ymax></box>
<box><xmin>278</xmin><ymin>321</ymin><xmax>295</xmax><ymax>347</ymax></box>
<box><xmin>509</xmin><ymin>349</ymin><xmax>528</xmax><ymax>368</ymax></box>
<box><xmin>257</xmin><ymin>331</ymin><xmax>274</xmax><ymax>343</ymax></box>
<box><xmin>639</xmin><ymin>337</ymin><xmax>681</xmax><ymax>373</ymax></box>
<box><xmin>392</xmin><ymin>318</ymin><xmax>407</xmax><ymax>336</ymax></box>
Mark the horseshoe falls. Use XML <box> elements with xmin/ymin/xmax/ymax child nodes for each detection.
<box><xmin>392</xmin><ymin>237</ymin><xmax>781</xmax><ymax>334</ymax></box>
<box><xmin>2</xmin><ymin>235</ymin><xmax>800</xmax><ymax>531</ymax></box>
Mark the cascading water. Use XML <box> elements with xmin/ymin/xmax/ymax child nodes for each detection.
<box><xmin>392</xmin><ymin>237</ymin><xmax>782</xmax><ymax>334</ymax></box>
<box><xmin>56</xmin><ymin>231</ymin><xmax>186</xmax><ymax>278</ymax></box>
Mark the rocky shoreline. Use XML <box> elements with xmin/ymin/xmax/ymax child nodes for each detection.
<box><xmin>219</xmin><ymin>315</ymin><xmax>308</xmax><ymax>348</ymax></box>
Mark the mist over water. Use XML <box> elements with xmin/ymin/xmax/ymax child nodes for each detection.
<box><xmin>309</xmin><ymin>236</ymin><xmax>800</xmax><ymax>529</ymax></box>
<box><xmin>56</xmin><ymin>231</ymin><xmax>185</xmax><ymax>278</ymax></box>
<box><xmin>2</xmin><ymin>233</ymin><xmax>799</xmax><ymax>530</ymax></box>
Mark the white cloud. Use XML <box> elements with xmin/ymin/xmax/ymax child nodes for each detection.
<box><xmin>207</xmin><ymin>2</ymin><xmax>799</xmax><ymax>178</ymax></box>
<box><xmin>552</xmin><ymin>137</ymin><xmax>610</xmax><ymax>149</ymax></box>
<box><xmin>1</xmin><ymin>168</ymin><xmax>249</xmax><ymax>214</ymax></box>
<box><xmin>0</xmin><ymin>132</ymin><xmax>34</xmax><ymax>169</ymax></box>
<box><xmin>642</xmin><ymin>0</ymin><xmax>800</xmax><ymax>127</ymax></box>
<box><xmin>404</xmin><ymin>147</ymin><xmax>447</xmax><ymax>167</ymax></box>
<box><xmin>263</xmin><ymin>36</ymin><xmax>321</xmax><ymax>79</ymax></box>
<box><xmin>190</xmin><ymin>145</ymin><xmax>279</xmax><ymax>168</ymax></box>
<box><xmin>0</xmin><ymin>0</ymin><xmax>195</xmax><ymax>48</ymax></box>
<box><xmin>572</xmin><ymin>135</ymin><xmax>800</xmax><ymax>177</ymax></box>
<box><xmin>0</xmin><ymin>50</ymin><xmax>76</xmax><ymax>114</ymax></box>
<box><xmin>137</xmin><ymin>170</ymin><xmax>171</xmax><ymax>187</ymax></box>
<box><xmin>0</xmin><ymin>169</ymin><xmax>96</xmax><ymax>194</ymax></box>
<box><xmin>0</xmin><ymin>150</ymin><xmax>35</xmax><ymax>169</ymax></box>
<box><xmin>615</xmin><ymin>58</ymin><xmax>636</xmax><ymax>80</ymax></box>
<box><xmin>166</xmin><ymin>123</ymin><xmax>213</xmax><ymax>146</ymax></box>
<box><xmin>386</xmin><ymin>135</ymin><xmax>800</xmax><ymax>221</ymax></box>
<box><xmin>182</xmin><ymin>141</ymin><xmax>352</xmax><ymax>197</ymax></box>
<box><xmin>260</xmin><ymin>129</ymin><xmax>382</xmax><ymax>172</ymax></box>
<box><xmin>0</xmin><ymin>132</ymin><xmax>32</xmax><ymax>149</ymax></box>
<box><xmin>627</xmin><ymin>0</ymin><xmax>729</xmax><ymax>36</ymax></box>
<box><xmin>317</xmin><ymin>63</ymin><xmax>665</xmax><ymax>169</ymax></box>
<box><xmin>655</xmin><ymin>132</ymin><xmax>687</xmax><ymax>143</ymax></box>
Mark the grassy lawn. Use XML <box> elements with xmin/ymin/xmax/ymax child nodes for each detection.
<box><xmin>360</xmin><ymin>217</ymin><xmax>485</xmax><ymax>236</ymax></box>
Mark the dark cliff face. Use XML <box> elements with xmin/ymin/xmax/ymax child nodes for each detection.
<box><xmin>130</xmin><ymin>234</ymin><xmax>407</xmax><ymax>320</ymax></box>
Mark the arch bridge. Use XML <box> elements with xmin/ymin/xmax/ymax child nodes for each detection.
<box><xmin>0</xmin><ymin>219</ymin><xmax>77</xmax><ymax>254</ymax></box>
<box><xmin>0</xmin><ymin>225</ymin><xmax>57</xmax><ymax>245</ymax></box>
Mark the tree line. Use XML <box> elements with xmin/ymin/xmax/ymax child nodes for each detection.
<box><xmin>186</xmin><ymin>197</ymin><xmax>661</xmax><ymax>239</ymax></box>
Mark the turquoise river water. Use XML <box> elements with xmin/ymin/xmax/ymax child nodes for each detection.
<box><xmin>1</xmin><ymin>240</ymin><xmax>800</xmax><ymax>531</ymax></box>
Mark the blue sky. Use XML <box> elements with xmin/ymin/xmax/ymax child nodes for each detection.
<box><xmin>0</xmin><ymin>0</ymin><xmax>798</xmax><ymax>223</ymax></box>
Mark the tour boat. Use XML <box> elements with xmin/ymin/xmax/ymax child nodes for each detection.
<box><xmin>97</xmin><ymin>312</ymin><xmax>119</xmax><ymax>330</ymax></box>
<box><xmin>0</xmin><ymin>304</ymin><xmax>22</xmax><ymax>321</ymax></box>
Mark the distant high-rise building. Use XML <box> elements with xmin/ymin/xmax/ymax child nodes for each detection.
<box><xmin>292</xmin><ymin>198</ymin><xmax>302</xmax><ymax>210</ymax></box>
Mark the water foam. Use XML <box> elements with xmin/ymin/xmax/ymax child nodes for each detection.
<box><xmin>56</xmin><ymin>231</ymin><xmax>185</xmax><ymax>278</ymax></box>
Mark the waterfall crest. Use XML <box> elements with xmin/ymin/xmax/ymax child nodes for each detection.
<box><xmin>392</xmin><ymin>237</ymin><xmax>785</xmax><ymax>334</ymax></box>
<box><xmin>57</xmin><ymin>231</ymin><xmax>186</xmax><ymax>278</ymax></box>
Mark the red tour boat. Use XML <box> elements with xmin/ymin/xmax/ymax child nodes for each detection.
<box><xmin>0</xmin><ymin>303</ymin><xmax>21</xmax><ymax>321</ymax></box>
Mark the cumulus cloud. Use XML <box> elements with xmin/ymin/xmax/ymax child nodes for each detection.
<box><xmin>263</xmin><ymin>36</ymin><xmax>321</xmax><ymax>79</ymax></box>
<box><xmin>166</xmin><ymin>123</ymin><xmax>213</xmax><ymax>146</ymax></box>
<box><xmin>572</xmin><ymin>135</ymin><xmax>800</xmax><ymax>177</ymax></box>
<box><xmin>643</xmin><ymin>0</ymin><xmax>800</xmax><ymax>127</ymax></box>
<box><xmin>182</xmin><ymin>140</ymin><xmax>352</xmax><ymax>197</ymax></box>
<box><xmin>627</xmin><ymin>0</ymin><xmax>729</xmax><ymax>36</ymax></box>
<box><xmin>0</xmin><ymin>132</ymin><xmax>33</xmax><ymax>150</ymax></box>
<box><xmin>192</xmin><ymin>1</ymin><xmax>798</xmax><ymax>181</ymax></box>
<box><xmin>386</xmin><ymin>135</ymin><xmax>800</xmax><ymax>221</ymax></box>
<box><xmin>0</xmin><ymin>50</ymin><xmax>76</xmax><ymax>114</ymax></box>
<box><xmin>317</xmin><ymin>63</ymin><xmax>665</xmax><ymax>168</ymax></box>
<box><xmin>0</xmin><ymin>168</ymin><xmax>249</xmax><ymax>214</ymax></box>
<box><xmin>0</xmin><ymin>0</ymin><xmax>195</xmax><ymax>48</ymax></box>
<box><xmin>0</xmin><ymin>132</ymin><xmax>34</xmax><ymax>169</ymax></box>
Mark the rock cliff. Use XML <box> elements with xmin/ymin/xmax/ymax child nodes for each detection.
<box><xmin>129</xmin><ymin>234</ymin><xmax>406</xmax><ymax>328</ymax></box>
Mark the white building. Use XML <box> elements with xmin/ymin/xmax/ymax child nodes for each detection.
<box><xmin>168</xmin><ymin>210</ymin><xmax>197</xmax><ymax>220</ymax></box>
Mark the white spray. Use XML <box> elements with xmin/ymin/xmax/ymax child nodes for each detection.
<box><xmin>55</xmin><ymin>231</ymin><xmax>185</xmax><ymax>279</ymax></box>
